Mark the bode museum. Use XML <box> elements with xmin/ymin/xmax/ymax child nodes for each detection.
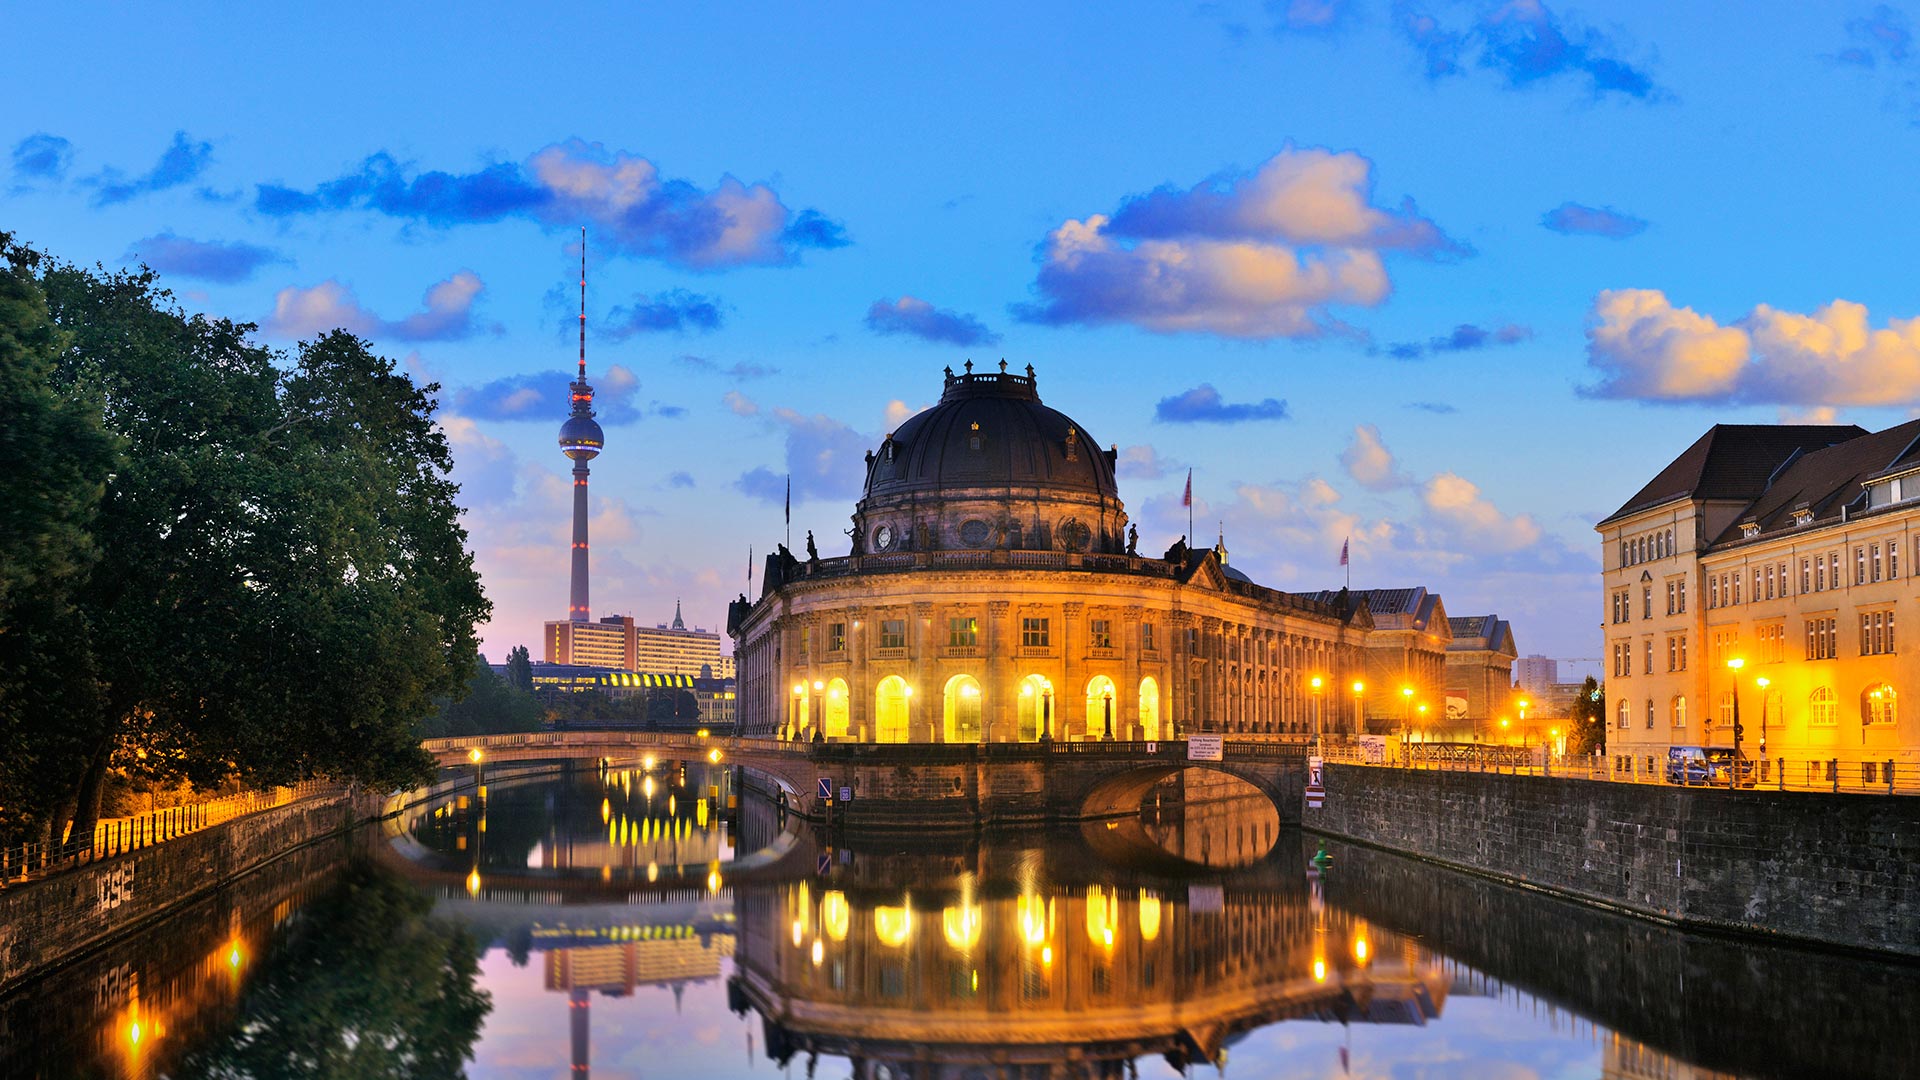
<box><xmin>728</xmin><ymin>363</ymin><xmax>1515</xmax><ymax>744</ymax></box>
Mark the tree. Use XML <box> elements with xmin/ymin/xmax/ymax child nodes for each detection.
<box><xmin>1568</xmin><ymin>676</ymin><xmax>1606</xmax><ymax>757</ymax></box>
<box><xmin>419</xmin><ymin>655</ymin><xmax>544</xmax><ymax>738</ymax></box>
<box><xmin>0</xmin><ymin>250</ymin><xmax>489</xmax><ymax>846</ymax></box>
<box><xmin>505</xmin><ymin>644</ymin><xmax>532</xmax><ymax>691</ymax></box>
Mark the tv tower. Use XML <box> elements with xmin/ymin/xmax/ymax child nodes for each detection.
<box><xmin>558</xmin><ymin>227</ymin><xmax>603</xmax><ymax>622</ymax></box>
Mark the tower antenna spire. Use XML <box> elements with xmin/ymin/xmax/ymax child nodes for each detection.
<box><xmin>579</xmin><ymin>226</ymin><xmax>587</xmax><ymax>381</ymax></box>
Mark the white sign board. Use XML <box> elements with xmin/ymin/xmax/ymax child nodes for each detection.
<box><xmin>1355</xmin><ymin>735</ymin><xmax>1388</xmax><ymax>764</ymax></box>
<box><xmin>1188</xmin><ymin>884</ymin><xmax>1225</xmax><ymax>913</ymax></box>
<box><xmin>1187</xmin><ymin>735</ymin><xmax>1224</xmax><ymax>761</ymax></box>
<box><xmin>1305</xmin><ymin>754</ymin><xmax>1326</xmax><ymax>809</ymax></box>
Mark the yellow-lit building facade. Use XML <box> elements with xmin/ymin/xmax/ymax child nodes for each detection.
<box><xmin>1600</xmin><ymin>420</ymin><xmax>1920</xmax><ymax>776</ymax></box>
<box><xmin>729</xmin><ymin>365</ymin><xmax>1378</xmax><ymax>743</ymax></box>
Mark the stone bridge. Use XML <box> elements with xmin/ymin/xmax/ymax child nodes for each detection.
<box><xmin>423</xmin><ymin>732</ymin><xmax>1307</xmax><ymax>827</ymax></box>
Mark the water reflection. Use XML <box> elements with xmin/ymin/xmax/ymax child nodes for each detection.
<box><xmin>7</xmin><ymin>763</ymin><xmax>1920</xmax><ymax>1079</ymax></box>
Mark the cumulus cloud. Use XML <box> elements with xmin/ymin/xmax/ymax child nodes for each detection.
<box><xmin>864</xmin><ymin>295</ymin><xmax>999</xmax><ymax>346</ymax></box>
<box><xmin>1272</xmin><ymin>0</ymin><xmax>1354</xmax><ymax>32</ymax></box>
<box><xmin>265</xmin><ymin>271</ymin><xmax>489</xmax><ymax>343</ymax></box>
<box><xmin>1014</xmin><ymin>145</ymin><xmax>1461</xmax><ymax>338</ymax></box>
<box><xmin>668</xmin><ymin>471</ymin><xmax>696</xmax><ymax>488</ymax></box>
<box><xmin>1155</xmin><ymin>384</ymin><xmax>1290</xmax><ymax>423</ymax></box>
<box><xmin>87</xmin><ymin>131</ymin><xmax>213</xmax><ymax>206</ymax></box>
<box><xmin>438</xmin><ymin>413</ymin><xmax>519</xmax><ymax>509</ymax></box>
<box><xmin>1542</xmin><ymin>201</ymin><xmax>1647</xmax><ymax>238</ymax></box>
<box><xmin>126</xmin><ymin>231</ymin><xmax>285</xmax><ymax>284</ymax></box>
<box><xmin>736</xmin><ymin>407</ymin><xmax>871</xmax><ymax>506</ymax></box>
<box><xmin>10</xmin><ymin>133</ymin><xmax>71</xmax><ymax>183</ymax></box>
<box><xmin>453</xmin><ymin>363</ymin><xmax>645</xmax><ymax>425</ymax></box>
<box><xmin>676</xmin><ymin>355</ymin><xmax>778</xmax><ymax>379</ymax></box>
<box><xmin>1838</xmin><ymin>5</ymin><xmax>1911</xmax><ymax>67</ymax></box>
<box><xmin>1582</xmin><ymin>288</ymin><xmax>1920</xmax><ymax>406</ymax></box>
<box><xmin>1341</xmin><ymin>424</ymin><xmax>1409</xmax><ymax>490</ymax></box>
<box><xmin>604</xmin><ymin>289</ymin><xmax>725</xmax><ymax>336</ymax></box>
<box><xmin>882</xmin><ymin>399</ymin><xmax>928</xmax><ymax>430</ymax></box>
<box><xmin>1395</xmin><ymin>1</ymin><xmax>1662</xmax><ymax>100</ymax></box>
<box><xmin>255</xmin><ymin>139</ymin><xmax>848</xmax><ymax>269</ymax></box>
<box><xmin>1115</xmin><ymin>444</ymin><xmax>1172</xmax><ymax>480</ymax></box>
<box><xmin>723</xmin><ymin>390</ymin><xmax>761</xmax><ymax>418</ymax></box>
<box><xmin>1384</xmin><ymin>321</ymin><xmax>1531</xmax><ymax>359</ymax></box>
<box><xmin>1421</xmin><ymin>472</ymin><xmax>1543</xmax><ymax>553</ymax></box>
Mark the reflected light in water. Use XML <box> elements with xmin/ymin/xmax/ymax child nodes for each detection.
<box><xmin>1139</xmin><ymin>890</ymin><xmax>1161</xmax><ymax>942</ymax></box>
<box><xmin>810</xmin><ymin>939</ymin><xmax>824</xmax><ymax>966</ymax></box>
<box><xmin>465</xmin><ymin>868</ymin><xmax>481</xmax><ymax>897</ymax></box>
<box><xmin>873</xmin><ymin>904</ymin><xmax>913</xmax><ymax>948</ymax></box>
<box><xmin>942</xmin><ymin>904</ymin><xmax>982</xmax><ymax>951</ymax></box>
<box><xmin>821</xmin><ymin>891</ymin><xmax>850</xmax><ymax>941</ymax></box>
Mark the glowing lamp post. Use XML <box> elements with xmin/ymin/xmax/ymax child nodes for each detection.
<box><xmin>1351</xmin><ymin>680</ymin><xmax>1364</xmax><ymax>737</ymax></box>
<box><xmin>1310</xmin><ymin>676</ymin><xmax>1323</xmax><ymax>746</ymax></box>
<box><xmin>1755</xmin><ymin>676</ymin><xmax>1771</xmax><ymax>758</ymax></box>
<box><xmin>1726</xmin><ymin>658</ymin><xmax>1746</xmax><ymax>760</ymax></box>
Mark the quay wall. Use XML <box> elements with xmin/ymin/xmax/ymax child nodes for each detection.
<box><xmin>1302</xmin><ymin>763</ymin><xmax>1920</xmax><ymax>957</ymax></box>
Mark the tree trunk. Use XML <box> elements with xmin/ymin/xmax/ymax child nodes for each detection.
<box><xmin>66</xmin><ymin>737</ymin><xmax>114</xmax><ymax>852</ymax></box>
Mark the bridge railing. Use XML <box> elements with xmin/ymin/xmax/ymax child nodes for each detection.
<box><xmin>1</xmin><ymin>778</ymin><xmax>341</xmax><ymax>888</ymax></box>
<box><xmin>426</xmin><ymin>730</ymin><xmax>1310</xmax><ymax>768</ymax></box>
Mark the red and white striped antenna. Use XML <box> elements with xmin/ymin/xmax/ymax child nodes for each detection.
<box><xmin>578</xmin><ymin>226</ymin><xmax>587</xmax><ymax>381</ymax></box>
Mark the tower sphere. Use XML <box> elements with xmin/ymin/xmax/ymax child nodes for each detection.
<box><xmin>560</xmin><ymin>414</ymin><xmax>604</xmax><ymax>460</ymax></box>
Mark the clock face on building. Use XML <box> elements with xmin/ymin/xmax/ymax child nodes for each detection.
<box><xmin>874</xmin><ymin>524</ymin><xmax>895</xmax><ymax>550</ymax></box>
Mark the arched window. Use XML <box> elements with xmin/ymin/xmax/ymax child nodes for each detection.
<box><xmin>943</xmin><ymin>674</ymin><xmax>982</xmax><ymax>743</ymax></box>
<box><xmin>1809</xmin><ymin>686</ymin><xmax>1837</xmax><ymax>727</ymax></box>
<box><xmin>1085</xmin><ymin>675</ymin><xmax>1118</xmax><ymax>740</ymax></box>
<box><xmin>875</xmin><ymin>675</ymin><xmax>911</xmax><ymax>743</ymax></box>
<box><xmin>1617</xmin><ymin>699</ymin><xmax>1631</xmax><ymax>730</ymax></box>
<box><xmin>1671</xmin><ymin>695</ymin><xmax>1687</xmax><ymax>728</ymax></box>
<box><xmin>1862</xmin><ymin>683</ymin><xmax>1897</xmax><ymax>726</ymax></box>
<box><xmin>1016</xmin><ymin>674</ymin><xmax>1054</xmax><ymax>741</ymax></box>
<box><xmin>824</xmin><ymin>678</ymin><xmax>851</xmax><ymax>739</ymax></box>
<box><xmin>1139</xmin><ymin>677</ymin><xmax>1161</xmax><ymax>741</ymax></box>
<box><xmin>1646</xmin><ymin>698</ymin><xmax>1655</xmax><ymax>729</ymax></box>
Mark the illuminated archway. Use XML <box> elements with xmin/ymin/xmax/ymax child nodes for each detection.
<box><xmin>1086</xmin><ymin>675</ymin><xmax>1117</xmax><ymax>740</ymax></box>
<box><xmin>1017</xmin><ymin>674</ymin><xmax>1055</xmax><ymax>741</ymax></box>
<box><xmin>1139</xmin><ymin>677</ymin><xmax>1161</xmax><ymax>741</ymax></box>
<box><xmin>791</xmin><ymin>681</ymin><xmax>812</xmax><ymax>739</ymax></box>
<box><xmin>825</xmin><ymin>678</ymin><xmax>851</xmax><ymax>739</ymax></box>
<box><xmin>875</xmin><ymin>675</ymin><xmax>911</xmax><ymax>743</ymax></box>
<box><xmin>944</xmin><ymin>674</ymin><xmax>982</xmax><ymax>744</ymax></box>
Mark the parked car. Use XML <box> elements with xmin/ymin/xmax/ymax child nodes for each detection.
<box><xmin>1666</xmin><ymin>746</ymin><xmax>1755</xmax><ymax>786</ymax></box>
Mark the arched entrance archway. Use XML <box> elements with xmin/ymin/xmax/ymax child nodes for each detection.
<box><xmin>875</xmin><ymin>675</ymin><xmax>911</xmax><ymax>743</ymax></box>
<box><xmin>825</xmin><ymin>677</ymin><xmax>851</xmax><ymax>739</ymax></box>
<box><xmin>791</xmin><ymin>681</ymin><xmax>812</xmax><ymax>740</ymax></box>
<box><xmin>1139</xmin><ymin>677</ymin><xmax>1161</xmax><ymax>741</ymax></box>
<box><xmin>944</xmin><ymin>674</ymin><xmax>982</xmax><ymax>743</ymax></box>
<box><xmin>1086</xmin><ymin>675</ymin><xmax>1117</xmax><ymax>741</ymax></box>
<box><xmin>1017</xmin><ymin>674</ymin><xmax>1055</xmax><ymax>741</ymax></box>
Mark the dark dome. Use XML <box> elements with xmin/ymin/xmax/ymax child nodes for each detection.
<box><xmin>863</xmin><ymin>364</ymin><xmax>1117</xmax><ymax>502</ymax></box>
<box><xmin>559</xmin><ymin>414</ymin><xmax>604</xmax><ymax>460</ymax></box>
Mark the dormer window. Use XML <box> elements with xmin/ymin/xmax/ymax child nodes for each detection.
<box><xmin>969</xmin><ymin>421</ymin><xmax>981</xmax><ymax>451</ymax></box>
<box><xmin>1740</xmin><ymin>521</ymin><xmax>1761</xmax><ymax>539</ymax></box>
<box><xmin>1791</xmin><ymin>508</ymin><xmax>1814</xmax><ymax>527</ymax></box>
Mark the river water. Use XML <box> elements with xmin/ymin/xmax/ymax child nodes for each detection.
<box><xmin>4</xmin><ymin>761</ymin><xmax>1916</xmax><ymax>1079</ymax></box>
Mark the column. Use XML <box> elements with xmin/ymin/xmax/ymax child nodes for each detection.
<box><xmin>987</xmin><ymin>600</ymin><xmax>1011</xmax><ymax>742</ymax></box>
<box><xmin>1061</xmin><ymin>601</ymin><xmax>1084</xmax><ymax>738</ymax></box>
<box><xmin>848</xmin><ymin>605</ymin><xmax>868</xmax><ymax>741</ymax></box>
<box><xmin>1202</xmin><ymin>617</ymin><xmax>1222</xmax><ymax>733</ymax></box>
<box><xmin>1123</xmin><ymin>605</ymin><xmax>1143</xmax><ymax>740</ymax></box>
<box><xmin>913</xmin><ymin>601</ymin><xmax>934</xmax><ymax>742</ymax></box>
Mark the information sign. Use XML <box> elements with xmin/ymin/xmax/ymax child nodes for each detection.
<box><xmin>1187</xmin><ymin>735</ymin><xmax>1224</xmax><ymax>761</ymax></box>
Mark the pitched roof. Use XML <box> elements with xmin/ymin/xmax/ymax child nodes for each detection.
<box><xmin>1446</xmin><ymin>615</ymin><xmax>1516</xmax><ymax>657</ymax></box>
<box><xmin>1601</xmin><ymin>424</ymin><xmax>1865</xmax><ymax>525</ymax></box>
<box><xmin>1712</xmin><ymin>417</ymin><xmax>1920</xmax><ymax>545</ymax></box>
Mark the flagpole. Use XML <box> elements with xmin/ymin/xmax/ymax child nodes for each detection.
<box><xmin>784</xmin><ymin>475</ymin><xmax>791</xmax><ymax>551</ymax></box>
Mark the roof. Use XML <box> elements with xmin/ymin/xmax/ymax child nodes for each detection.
<box><xmin>1710</xmin><ymin>417</ymin><xmax>1920</xmax><ymax>545</ymax></box>
<box><xmin>860</xmin><ymin>362</ymin><xmax>1119</xmax><ymax>505</ymax></box>
<box><xmin>1601</xmin><ymin>424</ymin><xmax>1865</xmax><ymax>525</ymax></box>
<box><xmin>1301</xmin><ymin>587</ymin><xmax>1445</xmax><ymax>635</ymax></box>
<box><xmin>1446</xmin><ymin>615</ymin><xmax>1517</xmax><ymax>658</ymax></box>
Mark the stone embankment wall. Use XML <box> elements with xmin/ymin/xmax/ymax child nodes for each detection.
<box><xmin>1303</xmin><ymin>764</ymin><xmax>1920</xmax><ymax>957</ymax></box>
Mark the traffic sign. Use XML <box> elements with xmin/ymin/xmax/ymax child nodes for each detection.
<box><xmin>818</xmin><ymin>777</ymin><xmax>833</xmax><ymax>800</ymax></box>
<box><xmin>817</xmin><ymin>851</ymin><xmax>832</xmax><ymax>876</ymax></box>
<box><xmin>839</xmin><ymin>786</ymin><xmax>853</xmax><ymax>802</ymax></box>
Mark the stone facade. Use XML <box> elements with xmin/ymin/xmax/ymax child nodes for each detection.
<box><xmin>1304</xmin><ymin>763</ymin><xmax>1920</xmax><ymax>957</ymax></box>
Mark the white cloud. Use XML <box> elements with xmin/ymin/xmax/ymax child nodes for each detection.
<box><xmin>1586</xmin><ymin>288</ymin><xmax>1920</xmax><ymax>406</ymax></box>
<box><xmin>1420</xmin><ymin>472</ymin><xmax>1542</xmax><ymax>553</ymax></box>
<box><xmin>722</xmin><ymin>390</ymin><xmax>760</xmax><ymax>417</ymax></box>
<box><xmin>1339</xmin><ymin>423</ymin><xmax>1407</xmax><ymax>490</ymax></box>
<box><xmin>265</xmin><ymin>270</ymin><xmax>487</xmax><ymax>342</ymax></box>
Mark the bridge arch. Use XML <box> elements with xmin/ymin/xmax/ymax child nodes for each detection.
<box><xmin>1073</xmin><ymin>760</ymin><xmax>1297</xmax><ymax>824</ymax></box>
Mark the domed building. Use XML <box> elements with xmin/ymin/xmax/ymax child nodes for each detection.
<box><xmin>729</xmin><ymin>363</ymin><xmax>1376</xmax><ymax>744</ymax></box>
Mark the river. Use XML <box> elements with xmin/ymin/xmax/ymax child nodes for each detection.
<box><xmin>3</xmin><ymin>761</ymin><xmax>1916</xmax><ymax>1079</ymax></box>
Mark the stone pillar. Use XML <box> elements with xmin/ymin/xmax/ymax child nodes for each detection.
<box><xmin>1169</xmin><ymin>611</ymin><xmax>1193</xmax><ymax>737</ymax></box>
<box><xmin>848</xmin><ymin>605</ymin><xmax>868</xmax><ymax>741</ymax></box>
<box><xmin>987</xmin><ymin>600</ymin><xmax>1011</xmax><ymax>742</ymax></box>
<box><xmin>1123</xmin><ymin>605</ymin><xmax>1143</xmax><ymax>740</ymax></box>
<box><xmin>914</xmin><ymin>601</ymin><xmax>935</xmax><ymax>743</ymax></box>
<box><xmin>1061</xmin><ymin>601</ymin><xmax>1084</xmax><ymax>738</ymax></box>
<box><xmin>1202</xmin><ymin>617</ymin><xmax>1222</xmax><ymax>733</ymax></box>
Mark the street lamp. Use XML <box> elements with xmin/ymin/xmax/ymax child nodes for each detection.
<box><xmin>1726</xmin><ymin>658</ymin><xmax>1746</xmax><ymax>760</ymax></box>
<box><xmin>1351</xmin><ymin>680</ymin><xmax>1365</xmax><ymax>737</ymax></box>
<box><xmin>1400</xmin><ymin>686</ymin><xmax>1414</xmax><ymax>763</ymax></box>
<box><xmin>1041</xmin><ymin>686</ymin><xmax>1053</xmax><ymax>742</ymax></box>
<box><xmin>1754</xmin><ymin>676</ymin><xmax>1770</xmax><ymax>758</ymax></box>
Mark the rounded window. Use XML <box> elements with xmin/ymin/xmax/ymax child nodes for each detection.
<box><xmin>1058</xmin><ymin>517</ymin><xmax>1091</xmax><ymax>552</ymax></box>
<box><xmin>959</xmin><ymin>519</ymin><xmax>991</xmax><ymax>547</ymax></box>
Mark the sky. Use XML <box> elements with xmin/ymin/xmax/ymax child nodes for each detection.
<box><xmin>11</xmin><ymin>1</ymin><xmax>1920</xmax><ymax>673</ymax></box>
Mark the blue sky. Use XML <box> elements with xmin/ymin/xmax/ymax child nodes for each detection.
<box><xmin>12</xmin><ymin>1</ymin><xmax>1920</xmax><ymax>669</ymax></box>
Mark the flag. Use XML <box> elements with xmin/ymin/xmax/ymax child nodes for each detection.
<box><xmin>1340</xmin><ymin>538</ymin><xmax>1349</xmax><ymax>566</ymax></box>
<box><xmin>1182</xmin><ymin>468</ymin><xmax>1193</xmax><ymax>508</ymax></box>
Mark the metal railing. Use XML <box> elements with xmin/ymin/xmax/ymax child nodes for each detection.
<box><xmin>1</xmin><ymin>779</ymin><xmax>340</xmax><ymax>887</ymax></box>
<box><xmin>1317</xmin><ymin>738</ymin><xmax>1920</xmax><ymax>795</ymax></box>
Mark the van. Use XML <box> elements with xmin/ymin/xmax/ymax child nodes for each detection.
<box><xmin>1665</xmin><ymin>746</ymin><xmax>1754</xmax><ymax>787</ymax></box>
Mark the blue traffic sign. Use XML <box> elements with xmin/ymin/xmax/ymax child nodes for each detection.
<box><xmin>817</xmin><ymin>852</ymin><xmax>832</xmax><ymax>876</ymax></box>
<box><xmin>818</xmin><ymin>777</ymin><xmax>833</xmax><ymax>800</ymax></box>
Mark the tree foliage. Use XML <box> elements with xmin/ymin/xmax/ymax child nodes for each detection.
<box><xmin>418</xmin><ymin>655</ymin><xmax>545</xmax><ymax>738</ymax></box>
<box><xmin>1568</xmin><ymin>675</ymin><xmax>1606</xmax><ymax>756</ymax></box>
<box><xmin>0</xmin><ymin>239</ymin><xmax>488</xmax><ymax>843</ymax></box>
